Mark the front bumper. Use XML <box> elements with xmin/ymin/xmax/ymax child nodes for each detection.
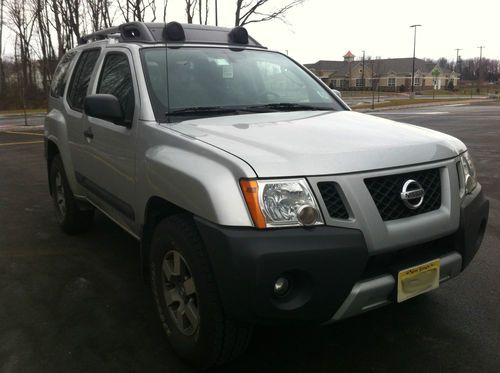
<box><xmin>195</xmin><ymin>186</ymin><xmax>489</xmax><ymax>324</ymax></box>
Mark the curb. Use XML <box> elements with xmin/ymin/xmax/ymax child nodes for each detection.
<box><xmin>354</xmin><ymin>99</ymin><xmax>489</xmax><ymax>113</ymax></box>
<box><xmin>0</xmin><ymin>125</ymin><xmax>44</xmax><ymax>132</ymax></box>
<box><xmin>0</xmin><ymin>112</ymin><xmax>46</xmax><ymax>119</ymax></box>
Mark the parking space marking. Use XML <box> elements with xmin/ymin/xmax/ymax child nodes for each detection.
<box><xmin>5</xmin><ymin>130</ymin><xmax>44</xmax><ymax>136</ymax></box>
<box><xmin>0</xmin><ymin>140</ymin><xmax>43</xmax><ymax>147</ymax></box>
<box><xmin>372</xmin><ymin>111</ymin><xmax>449</xmax><ymax>115</ymax></box>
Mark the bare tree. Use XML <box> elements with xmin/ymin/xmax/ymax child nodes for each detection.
<box><xmin>0</xmin><ymin>0</ymin><xmax>4</xmax><ymax>94</ymax></box>
<box><xmin>88</xmin><ymin>0</ymin><xmax>114</xmax><ymax>31</ymax></box>
<box><xmin>185</xmin><ymin>0</ymin><xmax>197</xmax><ymax>24</ymax></box>
<box><xmin>163</xmin><ymin>0</ymin><xmax>168</xmax><ymax>22</ymax></box>
<box><xmin>235</xmin><ymin>0</ymin><xmax>305</xmax><ymax>26</ymax></box>
<box><xmin>34</xmin><ymin>0</ymin><xmax>52</xmax><ymax>92</ymax></box>
<box><xmin>198</xmin><ymin>0</ymin><xmax>209</xmax><ymax>24</ymax></box>
<box><xmin>117</xmin><ymin>0</ymin><xmax>157</xmax><ymax>23</ymax></box>
<box><xmin>6</xmin><ymin>0</ymin><xmax>36</xmax><ymax>89</ymax></box>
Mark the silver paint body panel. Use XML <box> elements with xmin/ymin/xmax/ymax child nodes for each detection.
<box><xmin>45</xmin><ymin>40</ymin><xmax>467</xmax><ymax>254</ymax></box>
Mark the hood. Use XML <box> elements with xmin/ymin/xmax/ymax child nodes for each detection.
<box><xmin>166</xmin><ymin>110</ymin><xmax>466</xmax><ymax>177</ymax></box>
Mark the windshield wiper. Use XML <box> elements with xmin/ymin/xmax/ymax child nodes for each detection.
<box><xmin>244</xmin><ymin>103</ymin><xmax>334</xmax><ymax>112</ymax></box>
<box><xmin>167</xmin><ymin>106</ymin><xmax>244</xmax><ymax>116</ymax></box>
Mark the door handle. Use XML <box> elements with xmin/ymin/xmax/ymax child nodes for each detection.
<box><xmin>83</xmin><ymin>127</ymin><xmax>94</xmax><ymax>140</ymax></box>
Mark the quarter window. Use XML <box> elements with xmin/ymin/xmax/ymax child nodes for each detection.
<box><xmin>97</xmin><ymin>53</ymin><xmax>135</xmax><ymax>125</ymax></box>
<box><xmin>67</xmin><ymin>49</ymin><xmax>100</xmax><ymax>111</ymax></box>
<box><xmin>50</xmin><ymin>51</ymin><xmax>77</xmax><ymax>98</ymax></box>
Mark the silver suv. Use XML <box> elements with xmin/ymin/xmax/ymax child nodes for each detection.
<box><xmin>44</xmin><ymin>22</ymin><xmax>489</xmax><ymax>369</ymax></box>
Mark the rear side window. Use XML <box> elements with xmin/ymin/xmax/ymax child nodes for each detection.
<box><xmin>50</xmin><ymin>51</ymin><xmax>77</xmax><ymax>98</ymax></box>
<box><xmin>67</xmin><ymin>49</ymin><xmax>100</xmax><ymax>111</ymax></box>
<box><xmin>97</xmin><ymin>53</ymin><xmax>135</xmax><ymax>125</ymax></box>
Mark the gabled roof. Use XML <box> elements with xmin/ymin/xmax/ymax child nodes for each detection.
<box><xmin>305</xmin><ymin>60</ymin><xmax>353</xmax><ymax>75</ymax></box>
<box><xmin>343</xmin><ymin>50</ymin><xmax>354</xmax><ymax>58</ymax></box>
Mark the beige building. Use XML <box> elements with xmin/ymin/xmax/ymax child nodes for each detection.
<box><xmin>305</xmin><ymin>51</ymin><xmax>460</xmax><ymax>91</ymax></box>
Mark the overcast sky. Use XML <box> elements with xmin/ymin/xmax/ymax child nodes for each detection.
<box><xmin>1</xmin><ymin>0</ymin><xmax>497</xmax><ymax>63</ymax></box>
<box><xmin>166</xmin><ymin>0</ymin><xmax>499</xmax><ymax>64</ymax></box>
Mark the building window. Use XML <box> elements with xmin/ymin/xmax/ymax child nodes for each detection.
<box><xmin>331</xmin><ymin>79</ymin><xmax>337</xmax><ymax>88</ymax></box>
<box><xmin>414</xmin><ymin>77</ymin><xmax>421</xmax><ymax>86</ymax></box>
<box><xmin>388</xmin><ymin>77</ymin><xmax>396</xmax><ymax>87</ymax></box>
<box><xmin>356</xmin><ymin>78</ymin><xmax>365</xmax><ymax>88</ymax></box>
<box><xmin>339</xmin><ymin>79</ymin><xmax>347</xmax><ymax>88</ymax></box>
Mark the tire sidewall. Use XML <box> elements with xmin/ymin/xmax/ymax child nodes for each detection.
<box><xmin>150</xmin><ymin>218</ymin><xmax>220</xmax><ymax>368</ymax></box>
<box><xmin>50</xmin><ymin>155</ymin><xmax>70</xmax><ymax>225</ymax></box>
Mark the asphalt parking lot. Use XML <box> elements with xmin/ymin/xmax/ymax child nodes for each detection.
<box><xmin>0</xmin><ymin>101</ymin><xmax>499</xmax><ymax>372</ymax></box>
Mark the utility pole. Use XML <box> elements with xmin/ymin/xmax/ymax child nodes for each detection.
<box><xmin>410</xmin><ymin>24</ymin><xmax>421</xmax><ymax>98</ymax></box>
<box><xmin>455</xmin><ymin>48</ymin><xmax>462</xmax><ymax>90</ymax></box>
<box><xmin>215</xmin><ymin>0</ymin><xmax>218</xmax><ymax>26</ymax></box>
<box><xmin>478</xmin><ymin>46</ymin><xmax>485</xmax><ymax>94</ymax></box>
<box><xmin>361</xmin><ymin>50</ymin><xmax>365</xmax><ymax>90</ymax></box>
<box><xmin>455</xmin><ymin>48</ymin><xmax>462</xmax><ymax>72</ymax></box>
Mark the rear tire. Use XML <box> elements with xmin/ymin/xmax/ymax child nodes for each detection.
<box><xmin>49</xmin><ymin>154</ymin><xmax>94</xmax><ymax>234</ymax></box>
<box><xmin>150</xmin><ymin>215</ymin><xmax>253</xmax><ymax>370</ymax></box>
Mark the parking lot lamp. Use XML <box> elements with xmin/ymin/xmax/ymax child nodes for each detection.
<box><xmin>410</xmin><ymin>24</ymin><xmax>421</xmax><ymax>98</ymax></box>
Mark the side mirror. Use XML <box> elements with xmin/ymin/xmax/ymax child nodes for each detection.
<box><xmin>332</xmin><ymin>89</ymin><xmax>342</xmax><ymax>98</ymax></box>
<box><xmin>84</xmin><ymin>94</ymin><xmax>125</xmax><ymax>126</ymax></box>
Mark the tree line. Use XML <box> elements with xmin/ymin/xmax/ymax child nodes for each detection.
<box><xmin>433</xmin><ymin>56</ymin><xmax>500</xmax><ymax>83</ymax></box>
<box><xmin>0</xmin><ymin>0</ymin><xmax>305</xmax><ymax>110</ymax></box>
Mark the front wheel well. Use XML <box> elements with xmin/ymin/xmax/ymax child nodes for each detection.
<box><xmin>46</xmin><ymin>139</ymin><xmax>60</xmax><ymax>195</ymax></box>
<box><xmin>140</xmin><ymin>196</ymin><xmax>192</xmax><ymax>280</ymax></box>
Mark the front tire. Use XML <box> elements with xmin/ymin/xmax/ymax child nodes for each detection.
<box><xmin>150</xmin><ymin>215</ymin><xmax>253</xmax><ymax>369</ymax></box>
<box><xmin>49</xmin><ymin>154</ymin><xmax>94</xmax><ymax>234</ymax></box>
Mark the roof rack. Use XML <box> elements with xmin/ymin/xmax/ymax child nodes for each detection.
<box><xmin>79</xmin><ymin>22</ymin><xmax>266</xmax><ymax>49</ymax></box>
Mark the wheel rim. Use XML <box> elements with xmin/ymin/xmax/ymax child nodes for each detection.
<box><xmin>162</xmin><ymin>250</ymin><xmax>199</xmax><ymax>336</ymax></box>
<box><xmin>54</xmin><ymin>171</ymin><xmax>66</xmax><ymax>217</ymax></box>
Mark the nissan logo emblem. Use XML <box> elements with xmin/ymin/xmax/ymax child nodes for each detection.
<box><xmin>400</xmin><ymin>179</ymin><xmax>425</xmax><ymax>209</ymax></box>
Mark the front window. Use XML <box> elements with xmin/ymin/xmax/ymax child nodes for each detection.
<box><xmin>142</xmin><ymin>47</ymin><xmax>343</xmax><ymax>121</ymax></box>
<box><xmin>388</xmin><ymin>77</ymin><xmax>396</xmax><ymax>87</ymax></box>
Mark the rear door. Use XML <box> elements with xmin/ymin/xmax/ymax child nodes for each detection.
<box><xmin>64</xmin><ymin>48</ymin><xmax>101</xmax><ymax>196</ymax></box>
<box><xmin>77</xmin><ymin>49</ymin><xmax>138</xmax><ymax>229</ymax></box>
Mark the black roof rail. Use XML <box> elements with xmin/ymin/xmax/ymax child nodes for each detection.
<box><xmin>80</xmin><ymin>22</ymin><xmax>156</xmax><ymax>45</ymax></box>
<box><xmin>79</xmin><ymin>22</ymin><xmax>266</xmax><ymax>49</ymax></box>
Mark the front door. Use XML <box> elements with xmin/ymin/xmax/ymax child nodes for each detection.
<box><xmin>77</xmin><ymin>50</ymin><xmax>138</xmax><ymax>231</ymax></box>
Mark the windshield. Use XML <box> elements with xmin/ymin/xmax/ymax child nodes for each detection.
<box><xmin>141</xmin><ymin>47</ymin><xmax>344</xmax><ymax>120</ymax></box>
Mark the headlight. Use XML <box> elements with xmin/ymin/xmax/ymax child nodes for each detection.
<box><xmin>461</xmin><ymin>151</ymin><xmax>478</xmax><ymax>194</ymax></box>
<box><xmin>240</xmin><ymin>178</ymin><xmax>324</xmax><ymax>228</ymax></box>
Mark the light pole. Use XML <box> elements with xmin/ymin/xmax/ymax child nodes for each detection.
<box><xmin>361</xmin><ymin>50</ymin><xmax>365</xmax><ymax>90</ymax></box>
<box><xmin>410</xmin><ymin>24</ymin><xmax>421</xmax><ymax>98</ymax></box>
<box><xmin>478</xmin><ymin>45</ymin><xmax>485</xmax><ymax>93</ymax></box>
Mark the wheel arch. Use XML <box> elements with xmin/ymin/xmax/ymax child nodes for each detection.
<box><xmin>140</xmin><ymin>196</ymin><xmax>192</xmax><ymax>280</ymax></box>
<box><xmin>46</xmin><ymin>138</ymin><xmax>60</xmax><ymax>196</ymax></box>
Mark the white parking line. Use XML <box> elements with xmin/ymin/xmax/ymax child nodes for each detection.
<box><xmin>372</xmin><ymin>112</ymin><xmax>449</xmax><ymax>115</ymax></box>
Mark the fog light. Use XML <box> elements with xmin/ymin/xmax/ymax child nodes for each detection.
<box><xmin>274</xmin><ymin>277</ymin><xmax>290</xmax><ymax>296</ymax></box>
<box><xmin>297</xmin><ymin>205</ymin><xmax>319</xmax><ymax>226</ymax></box>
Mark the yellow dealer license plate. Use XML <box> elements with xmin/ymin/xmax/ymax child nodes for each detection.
<box><xmin>397</xmin><ymin>259</ymin><xmax>440</xmax><ymax>303</ymax></box>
